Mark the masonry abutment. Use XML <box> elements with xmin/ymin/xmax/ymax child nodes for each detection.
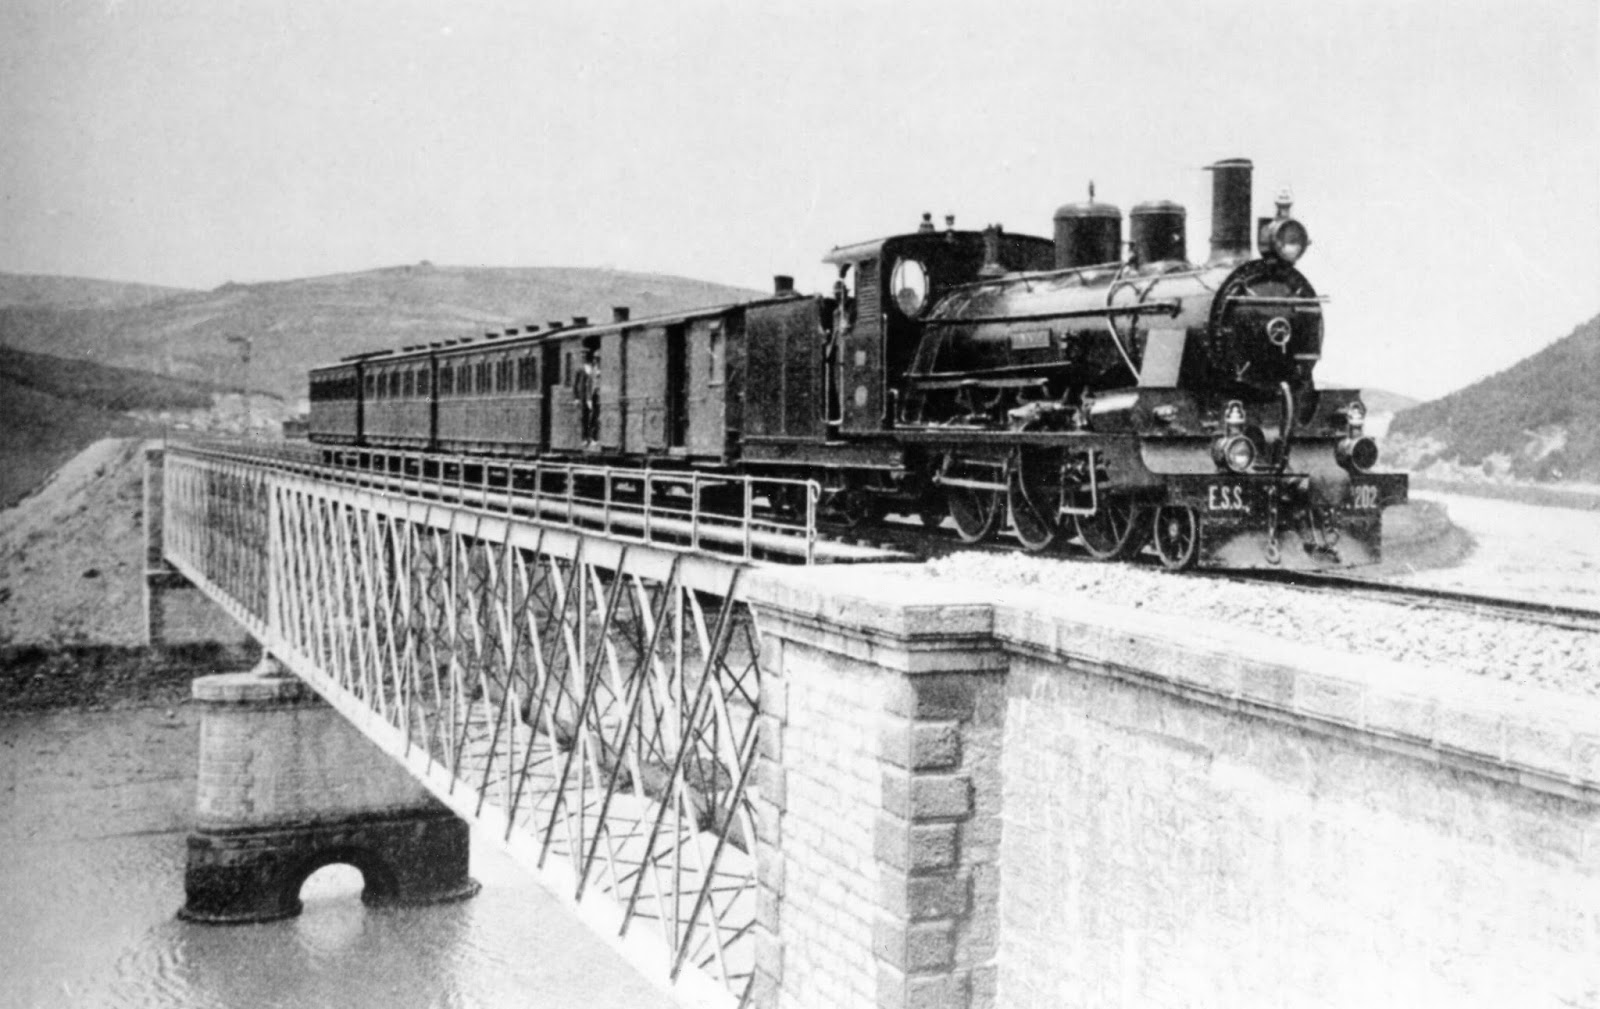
<box><xmin>180</xmin><ymin>657</ymin><xmax>479</xmax><ymax>924</ymax></box>
<box><xmin>743</xmin><ymin>564</ymin><xmax>1600</xmax><ymax>1009</ymax></box>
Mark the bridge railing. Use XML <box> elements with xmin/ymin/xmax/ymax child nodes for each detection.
<box><xmin>161</xmin><ymin>443</ymin><xmax>768</xmax><ymax>1007</ymax></box>
<box><xmin>182</xmin><ymin>441</ymin><xmax>823</xmax><ymax>565</ymax></box>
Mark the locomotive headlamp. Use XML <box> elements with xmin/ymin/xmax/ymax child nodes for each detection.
<box><xmin>1260</xmin><ymin>218</ymin><xmax>1310</xmax><ymax>263</ymax></box>
<box><xmin>1223</xmin><ymin>400</ymin><xmax>1247</xmax><ymax>434</ymax></box>
<box><xmin>1337</xmin><ymin>435</ymin><xmax>1379</xmax><ymax>473</ymax></box>
<box><xmin>1344</xmin><ymin>400</ymin><xmax>1366</xmax><ymax>435</ymax></box>
<box><xmin>1213</xmin><ymin>434</ymin><xmax>1257</xmax><ymax>474</ymax></box>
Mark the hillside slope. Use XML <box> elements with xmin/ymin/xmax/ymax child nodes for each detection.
<box><xmin>0</xmin><ymin>273</ymin><xmax>190</xmax><ymax>310</ymax></box>
<box><xmin>0</xmin><ymin>265</ymin><xmax>765</xmax><ymax>401</ymax></box>
<box><xmin>0</xmin><ymin>347</ymin><xmax>225</xmax><ymax>507</ymax></box>
<box><xmin>1388</xmin><ymin>314</ymin><xmax>1600</xmax><ymax>481</ymax></box>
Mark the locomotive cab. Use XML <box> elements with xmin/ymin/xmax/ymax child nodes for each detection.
<box><xmin>824</xmin><ymin>221</ymin><xmax>1052</xmax><ymax>435</ymax></box>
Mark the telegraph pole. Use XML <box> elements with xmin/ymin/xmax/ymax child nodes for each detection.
<box><xmin>226</xmin><ymin>335</ymin><xmax>252</xmax><ymax>436</ymax></box>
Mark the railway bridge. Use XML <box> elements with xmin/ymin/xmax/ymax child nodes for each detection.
<box><xmin>148</xmin><ymin>442</ymin><xmax>1600</xmax><ymax>1009</ymax></box>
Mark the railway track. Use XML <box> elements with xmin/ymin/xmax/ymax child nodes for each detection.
<box><xmin>1212</xmin><ymin>569</ymin><xmax>1600</xmax><ymax>634</ymax></box>
<box><xmin>197</xmin><ymin>440</ymin><xmax>1597</xmax><ymax>632</ymax></box>
<box><xmin>822</xmin><ymin>513</ymin><xmax>1600</xmax><ymax>634</ymax></box>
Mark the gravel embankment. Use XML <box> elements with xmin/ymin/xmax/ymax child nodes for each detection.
<box><xmin>923</xmin><ymin>552</ymin><xmax>1600</xmax><ymax>697</ymax></box>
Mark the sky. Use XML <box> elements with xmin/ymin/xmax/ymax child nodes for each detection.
<box><xmin>0</xmin><ymin>0</ymin><xmax>1595</xmax><ymax>399</ymax></box>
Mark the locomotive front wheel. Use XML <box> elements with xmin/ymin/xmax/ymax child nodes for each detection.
<box><xmin>1073</xmin><ymin>502</ymin><xmax>1145</xmax><ymax>560</ymax></box>
<box><xmin>1152</xmin><ymin>505</ymin><xmax>1201</xmax><ymax>571</ymax></box>
<box><xmin>948</xmin><ymin>486</ymin><xmax>1003</xmax><ymax>543</ymax></box>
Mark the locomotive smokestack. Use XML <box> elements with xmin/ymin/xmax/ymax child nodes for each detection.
<box><xmin>1206</xmin><ymin>158</ymin><xmax>1254</xmax><ymax>264</ymax></box>
<box><xmin>773</xmin><ymin>275</ymin><xmax>795</xmax><ymax>296</ymax></box>
<box><xmin>612</xmin><ymin>306</ymin><xmax>630</xmax><ymax>322</ymax></box>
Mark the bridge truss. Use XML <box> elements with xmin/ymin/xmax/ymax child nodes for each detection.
<box><xmin>161</xmin><ymin>444</ymin><xmax>776</xmax><ymax>1007</ymax></box>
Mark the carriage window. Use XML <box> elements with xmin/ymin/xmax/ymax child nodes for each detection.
<box><xmin>402</xmin><ymin>371</ymin><xmax>413</xmax><ymax>398</ymax></box>
<box><xmin>890</xmin><ymin>257</ymin><xmax>929</xmax><ymax>316</ymax></box>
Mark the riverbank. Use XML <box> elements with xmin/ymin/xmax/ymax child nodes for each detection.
<box><xmin>0</xmin><ymin>645</ymin><xmax>233</xmax><ymax>714</ymax></box>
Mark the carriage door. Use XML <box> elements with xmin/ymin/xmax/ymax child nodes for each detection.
<box><xmin>840</xmin><ymin>257</ymin><xmax>884</xmax><ymax>434</ymax></box>
<box><xmin>666</xmin><ymin>323</ymin><xmax>688</xmax><ymax>449</ymax></box>
<box><xmin>599</xmin><ymin>333</ymin><xmax>624</xmax><ymax>450</ymax></box>
<box><xmin>541</xmin><ymin>344</ymin><xmax>562</xmax><ymax>449</ymax></box>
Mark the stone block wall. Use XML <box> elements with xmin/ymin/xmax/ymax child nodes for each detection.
<box><xmin>993</xmin><ymin>603</ymin><xmax>1600</xmax><ymax>1009</ymax></box>
<box><xmin>744</xmin><ymin>565</ymin><xmax>1600</xmax><ymax>1009</ymax></box>
<box><xmin>748</xmin><ymin>572</ymin><xmax>1007</xmax><ymax>1009</ymax></box>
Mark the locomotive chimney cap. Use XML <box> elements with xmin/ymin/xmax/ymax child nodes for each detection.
<box><xmin>1206</xmin><ymin>157</ymin><xmax>1254</xmax><ymax>171</ymax></box>
<box><xmin>1054</xmin><ymin>200</ymin><xmax>1122</xmax><ymax>219</ymax></box>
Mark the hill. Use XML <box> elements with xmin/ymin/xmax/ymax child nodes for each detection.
<box><xmin>1387</xmin><ymin>314</ymin><xmax>1600</xmax><ymax>482</ymax></box>
<box><xmin>0</xmin><ymin>265</ymin><xmax>765</xmax><ymax>403</ymax></box>
<box><xmin>0</xmin><ymin>347</ymin><xmax>223</xmax><ymax>507</ymax></box>
<box><xmin>0</xmin><ymin>273</ymin><xmax>190</xmax><ymax>311</ymax></box>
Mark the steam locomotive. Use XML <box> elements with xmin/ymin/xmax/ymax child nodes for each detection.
<box><xmin>309</xmin><ymin>157</ymin><xmax>1408</xmax><ymax>570</ymax></box>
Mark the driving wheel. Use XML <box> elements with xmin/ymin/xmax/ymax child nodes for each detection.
<box><xmin>1073</xmin><ymin>500</ymin><xmax>1146</xmax><ymax>560</ymax></box>
<box><xmin>1008</xmin><ymin>449</ymin><xmax>1063</xmax><ymax>552</ymax></box>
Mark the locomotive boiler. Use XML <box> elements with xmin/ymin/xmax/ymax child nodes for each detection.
<box><xmin>309</xmin><ymin>157</ymin><xmax>1408</xmax><ymax>571</ymax></box>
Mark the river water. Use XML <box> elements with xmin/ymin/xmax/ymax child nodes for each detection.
<box><xmin>0</xmin><ymin>706</ymin><xmax>678</xmax><ymax>1009</ymax></box>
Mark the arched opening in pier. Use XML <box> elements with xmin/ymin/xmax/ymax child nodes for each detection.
<box><xmin>285</xmin><ymin>848</ymin><xmax>401</xmax><ymax>912</ymax></box>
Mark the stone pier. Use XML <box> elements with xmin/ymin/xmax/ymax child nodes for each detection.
<box><xmin>180</xmin><ymin>661</ymin><xmax>479</xmax><ymax>923</ymax></box>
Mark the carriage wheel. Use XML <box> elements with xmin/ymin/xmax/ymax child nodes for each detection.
<box><xmin>1151</xmin><ymin>505</ymin><xmax>1201</xmax><ymax>571</ymax></box>
<box><xmin>1008</xmin><ymin>450</ymin><xmax>1062</xmax><ymax>552</ymax></box>
<box><xmin>1073</xmin><ymin>501</ymin><xmax>1146</xmax><ymax>560</ymax></box>
<box><xmin>947</xmin><ymin>485</ymin><xmax>1003</xmax><ymax>543</ymax></box>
